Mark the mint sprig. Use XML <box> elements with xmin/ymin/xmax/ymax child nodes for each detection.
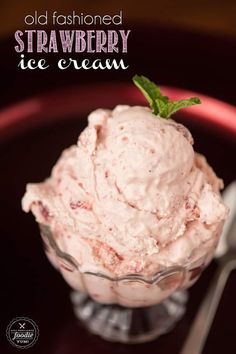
<box><xmin>133</xmin><ymin>75</ymin><xmax>201</xmax><ymax>119</ymax></box>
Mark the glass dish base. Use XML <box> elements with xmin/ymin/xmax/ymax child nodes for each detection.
<box><xmin>71</xmin><ymin>290</ymin><xmax>188</xmax><ymax>344</ymax></box>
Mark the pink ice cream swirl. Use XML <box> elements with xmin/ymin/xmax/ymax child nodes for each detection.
<box><xmin>22</xmin><ymin>105</ymin><xmax>228</xmax><ymax>286</ymax></box>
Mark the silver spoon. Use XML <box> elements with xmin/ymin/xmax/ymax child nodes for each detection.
<box><xmin>180</xmin><ymin>181</ymin><xmax>236</xmax><ymax>354</ymax></box>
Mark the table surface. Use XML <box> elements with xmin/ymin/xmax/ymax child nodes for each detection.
<box><xmin>0</xmin><ymin>25</ymin><xmax>236</xmax><ymax>354</ymax></box>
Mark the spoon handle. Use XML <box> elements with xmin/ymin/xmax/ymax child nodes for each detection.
<box><xmin>180</xmin><ymin>258</ymin><xmax>236</xmax><ymax>354</ymax></box>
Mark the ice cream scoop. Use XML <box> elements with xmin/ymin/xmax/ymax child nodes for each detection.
<box><xmin>22</xmin><ymin>103</ymin><xmax>228</xmax><ymax>294</ymax></box>
<box><xmin>21</xmin><ymin>76</ymin><xmax>228</xmax><ymax>343</ymax></box>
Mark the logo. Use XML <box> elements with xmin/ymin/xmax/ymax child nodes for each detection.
<box><xmin>6</xmin><ymin>317</ymin><xmax>39</xmax><ymax>349</ymax></box>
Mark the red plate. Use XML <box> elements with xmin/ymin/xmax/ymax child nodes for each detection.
<box><xmin>0</xmin><ymin>83</ymin><xmax>236</xmax><ymax>141</ymax></box>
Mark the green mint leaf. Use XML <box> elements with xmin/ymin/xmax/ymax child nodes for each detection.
<box><xmin>133</xmin><ymin>75</ymin><xmax>201</xmax><ymax>119</ymax></box>
<box><xmin>162</xmin><ymin>98</ymin><xmax>201</xmax><ymax>118</ymax></box>
<box><xmin>155</xmin><ymin>98</ymin><xmax>169</xmax><ymax>118</ymax></box>
<box><xmin>132</xmin><ymin>75</ymin><xmax>161</xmax><ymax>114</ymax></box>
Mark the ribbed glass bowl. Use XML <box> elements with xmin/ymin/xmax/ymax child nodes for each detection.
<box><xmin>39</xmin><ymin>224</ymin><xmax>211</xmax><ymax>343</ymax></box>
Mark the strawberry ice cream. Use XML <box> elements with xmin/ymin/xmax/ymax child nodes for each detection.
<box><xmin>22</xmin><ymin>105</ymin><xmax>228</xmax><ymax>307</ymax></box>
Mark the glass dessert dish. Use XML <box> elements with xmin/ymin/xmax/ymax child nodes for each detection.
<box><xmin>22</xmin><ymin>79</ymin><xmax>228</xmax><ymax>344</ymax></box>
<box><xmin>40</xmin><ymin>224</ymin><xmax>214</xmax><ymax>343</ymax></box>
